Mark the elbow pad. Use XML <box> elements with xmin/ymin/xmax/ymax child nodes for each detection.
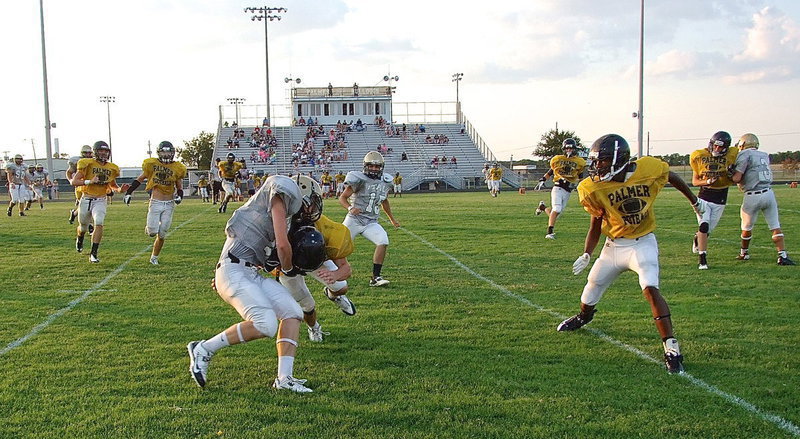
<box><xmin>126</xmin><ymin>179</ymin><xmax>141</xmax><ymax>195</ymax></box>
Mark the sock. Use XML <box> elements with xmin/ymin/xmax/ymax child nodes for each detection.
<box><xmin>91</xmin><ymin>242</ymin><xmax>100</xmax><ymax>255</ymax></box>
<box><xmin>740</xmin><ymin>248</ymin><xmax>749</xmax><ymax>255</ymax></box>
<box><xmin>663</xmin><ymin>337</ymin><xmax>681</xmax><ymax>355</ymax></box>
<box><xmin>201</xmin><ymin>332</ymin><xmax>229</xmax><ymax>354</ymax></box>
<box><xmin>547</xmin><ymin>226</ymin><xmax>554</xmax><ymax>234</ymax></box>
<box><xmin>76</xmin><ymin>235</ymin><xmax>84</xmax><ymax>246</ymax></box>
<box><xmin>372</xmin><ymin>263</ymin><xmax>382</xmax><ymax>278</ymax></box>
<box><xmin>698</xmin><ymin>251</ymin><xmax>707</xmax><ymax>255</ymax></box>
<box><xmin>779</xmin><ymin>250</ymin><xmax>788</xmax><ymax>258</ymax></box>
<box><xmin>277</xmin><ymin>356</ymin><xmax>294</xmax><ymax>380</ymax></box>
<box><xmin>309</xmin><ymin>321</ymin><xmax>320</xmax><ymax>330</ymax></box>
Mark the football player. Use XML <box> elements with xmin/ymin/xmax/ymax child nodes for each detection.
<box><xmin>488</xmin><ymin>163</ymin><xmax>503</xmax><ymax>197</ymax></box>
<box><xmin>31</xmin><ymin>164</ymin><xmax>50</xmax><ymax>209</ymax></box>
<box><xmin>198</xmin><ymin>175</ymin><xmax>210</xmax><ymax>202</ymax></box>
<box><xmin>689</xmin><ymin>131</ymin><xmax>739</xmax><ymax>270</ymax></box>
<box><xmin>557</xmin><ymin>134</ymin><xmax>706</xmax><ymax>374</ymax></box>
<box><xmin>320</xmin><ymin>170</ymin><xmax>333</xmax><ymax>198</ymax></box>
<box><xmin>186</xmin><ymin>175</ymin><xmax>325</xmax><ymax>393</ymax></box>
<box><xmin>217</xmin><ymin>153</ymin><xmax>242</xmax><ymax>213</ymax></box>
<box><xmin>482</xmin><ymin>164</ymin><xmax>491</xmax><ymax>193</ymax></box>
<box><xmin>339</xmin><ymin>151</ymin><xmax>401</xmax><ymax>286</ymax></box>
<box><xmin>66</xmin><ymin>145</ymin><xmax>94</xmax><ymax>224</ymax></box>
<box><xmin>278</xmin><ymin>176</ymin><xmax>357</xmax><ymax>342</ymax></box>
<box><xmin>70</xmin><ymin>141</ymin><xmax>126</xmax><ymax>263</ymax></box>
<box><xmin>730</xmin><ymin>133</ymin><xmax>795</xmax><ymax>265</ymax></box>
<box><xmin>210</xmin><ymin>158</ymin><xmax>223</xmax><ymax>204</ymax></box>
<box><xmin>123</xmin><ymin>141</ymin><xmax>187</xmax><ymax>265</ymax></box>
<box><xmin>334</xmin><ymin>170</ymin><xmax>346</xmax><ymax>197</ymax></box>
<box><xmin>5</xmin><ymin>154</ymin><xmax>31</xmax><ymax>217</ymax></box>
<box><xmin>392</xmin><ymin>172</ymin><xmax>403</xmax><ymax>198</ymax></box>
<box><xmin>535</xmin><ymin>138</ymin><xmax>587</xmax><ymax>239</ymax></box>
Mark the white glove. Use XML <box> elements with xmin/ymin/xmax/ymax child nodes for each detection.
<box><xmin>174</xmin><ymin>196</ymin><xmax>182</xmax><ymax>205</ymax></box>
<box><xmin>534</xmin><ymin>181</ymin><xmax>545</xmax><ymax>191</ymax></box>
<box><xmin>124</xmin><ymin>194</ymin><xmax>132</xmax><ymax>205</ymax></box>
<box><xmin>692</xmin><ymin>198</ymin><xmax>708</xmax><ymax>215</ymax></box>
<box><xmin>572</xmin><ymin>253</ymin><xmax>591</xmax><ymax>275</ymax></box>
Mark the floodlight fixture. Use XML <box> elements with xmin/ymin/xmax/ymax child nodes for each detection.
<box><xmin>244</xmin><ymin>5</ymin><xmax>287</xmax><ymax>121</ymax></box>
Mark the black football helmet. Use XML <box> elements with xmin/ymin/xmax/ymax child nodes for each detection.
<box><xmin>708</xmin><ymin>131</ymin><xmax>732</xmax><ymax>157</ymax></box>
<box><xmin>93</xmin><ymin>141</ymin><xmax>111</xmax><ymax>163</ymax></box>
<box><xmin>562</xmin><ymin>138</ymin><xmax>578</xmax><ymax>157</ymax></box>
<box><xmin>226</xmin><ymin>152</ymin><xmax>235</xmax><ymax>163</ymax></box>
<box><xmin>157</xmin><ymin>141</ymin><xmax>176</xmax><ymax>164</ymax></box>
<box><xmin>290</xmin><ymin>225</ymin><xmax>326</xmax><ymax>272</ymax></box>
<box><xmin>588</xmin><ymin>134</ymin><xmax>631</xmax><ymax>182</ymax></box>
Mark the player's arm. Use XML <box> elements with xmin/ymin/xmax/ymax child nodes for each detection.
<box><xmin>541</xmin><ymin>168</ymin><xmax>554</xmax><ymax>181</ymax></box>
<box><xmin>573</xmin><ymin>215</ymin><xmax>603</xmax><ymax>275</ymax></box>
<box><xmin>5</xmin><ymin>169</ymin><xmax>13</xmax><ymax>186</ymax></box>
<box><xmin>316</xmin><ymin>257</ymin><xmax>351</xmax><ymax>284</ymax></box>
<box><xmin>71</xmin><ymin>169</ymin><xmax>98</xmax><ymax>187</ymax></box>
<box><xmin>173</xmin><ymin>176</ymin><xmax>184</xmax><ymax>204</ymax></box>
<box><xmin>123</xmin><ymin>173</ymin><xmax>146</xmax><ymax>204</ymax></box>
<box><xmin>339</xmin><ymin>186</ymin><xmax>359</xmax><ymax>214</ymax></box>
<box><xmin>271</xmin><ymin>194</ymin><xmax>293</xmax><ymax>272</ymax></box>
<box><xmin>66</xmin><ymin>164</ymin><xmax>76</xmax><ymax>181</ymax></box>
<box><xmin>381</xmin><ymin>199</ymin><xmax>400</xmax><ymax>228</ymax></box>
<box><xmin>670</xmin><ymin>171</ymin><xmax>707</xmax><ymax>214</ymax></box>
<box><xmin>730</xmin><ymin>158</ymin><xmax>747</xmax><ymax>183</ymax></box>
<box><xmin>691</xmin><ymin>168</ymin><xmax>716</xmax><ymax>186</ymax></box>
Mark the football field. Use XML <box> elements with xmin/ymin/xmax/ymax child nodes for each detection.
<box><xmin>1</xmin><ymin>188</ymin><xmax>798</xmax><ymax>438</ymax></box>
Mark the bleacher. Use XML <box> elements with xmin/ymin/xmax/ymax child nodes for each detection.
<box><xmin>212</xmin><ymin>122</ymin><xmax>521</xmax><ymax>190</ymax></box>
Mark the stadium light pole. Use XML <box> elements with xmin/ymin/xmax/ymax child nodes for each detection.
<box><xmin>38</xmin><ymin>0</ymin><xmax>55</xmax><ymax>176</ymax></box>
<box><xmin>99</xmin><ymin>96</ymin><xmax>115</xmax><ymax>161</ymax></box>
<box><xmin>452</xmin><ymin>73</ymin><xmax>463</xmax><ymax>123</ymax></box>
<box><xmin>636</xmin><ymin>0</ymin><xmax>645</xmax><ymax>158</ymax></box>
<box><xmin>227</xmin><ymin>97</ymin><xmax>246</xmax><ymax>126</ymax></box>
<box><xmin>244</xmin><ymin>6</ymin><xmax>287</xmax><ymax>124</ymax></box>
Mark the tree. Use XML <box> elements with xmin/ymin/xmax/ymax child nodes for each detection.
<box><xmin>532</xmin><ymin>128</ymin><xmax>583</xmax><ymax>160</ymax></box>
<box><xmin>179</xmin><ymin>131</ymin><xmax>215</xmax><ymax>170</ymax></box>
<box><xmin>781</xmin><ymin>158</ymin><xmax>799</xmax><ymax>176</ymax></box>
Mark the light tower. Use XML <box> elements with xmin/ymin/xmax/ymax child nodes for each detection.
<box><xmin>244</xmin><ymin>6</ymin><xmax>287</xmax><ymax>124</ymax></box>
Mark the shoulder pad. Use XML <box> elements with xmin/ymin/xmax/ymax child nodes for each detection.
<box><xmin>382</xmin><ymin>173</ymin><xmax>393</xmax><ymax>183</ymax></box>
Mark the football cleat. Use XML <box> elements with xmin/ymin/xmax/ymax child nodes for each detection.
<box><xmin>698</xmin><ymin>253</ymin><xmax>708</xmax><ymax>270</ymax></box>
<box><xmin>218</xmin><ymin>205</ymin><xmax>223</xmax><ymax>213</ymax></box>
<box><xmin>90</xmin><ymin>254</ymin><xmax>100</xmax><ymax>263</ymax></box>
<box><xmin>557</xmin><ymin>309</ymin><xmax>596</xmax><ymax>331</ymax></box>
<box><xmin>545</xmin><ymin>233</ymin><xmax>556</xmax><ymax>240</ymax></box>
<box><xmin>19</xmin><ymin>212</ymin><xmax>26</xmax><ymax>217</ymax></box>
<box><xmin>307</xmin><ymin>324</ymin><xmax>329</xmax><ymax>342</ymax></box>
<box><xmin>273</xmin><ymin>376</ymin><xmax>313</xmax><ymax>393</ymax></box>
<box><xmin>778</xmin><ymin>256</ymin><xmax>796</xmax><ymax>266</ymax></box>
<box><xmin>369</xmin><ymin>276</ymin><xmax>390</xmax><ymax>287</ymax></box>
<box><xmin>69</xmin><ymin>209</ymin><xmax>77</xmax><ymax>224</ymax></box>
<box><xmin>664</xmin><ymin>352</ymin><xmax>685</xmax><ymax>374</ymax></box>
<box><xmin>535</xmin><ymin>201</ymin><xmax>546</xmax><ymax>216</ymax></box>
<box><xmin>6</xmin><ymin>207</ymin><xmax>11</xmax><ymax>217</ymax></box>
<box><xmin>187</xmin><ymin>340</ymin><xmax>212</xmax><ymax>388</ymax></box>
<box><xmin>150</xmin><ymin>255</ymin><xmax>159</xmax><ymax>265</ymax></box>
<box><xmin>736</xmin><ymin>252</ymin><xmax>750</xmax><ymax>260</ymax></box>
<box><xmin>325</xmin><ymin>287</ymin><xmax>356</xmax><ymax>316</ymax></box>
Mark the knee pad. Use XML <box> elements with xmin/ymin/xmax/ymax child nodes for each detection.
<box><xmin>699</xmin><ymin>222</ymin><xmax>709</xmax><ymax>234</ymax></box>
<box><xmin>250</xmin><ymin>316</ymin><xmax>278</xmax><ymax>338</ymax></box>
<box><xmin>297</xmin><ymin>295</ymin><xmax>316</xmax><ymax>313</ymax></box>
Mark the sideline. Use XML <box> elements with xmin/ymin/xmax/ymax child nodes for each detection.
<box><xmin>395</xmin><ymin>225</ymin><xmax>800</xmax><ymax>437</ymax></box>
<box><xmin>1</xmin><ymin>209</ymin><xmax>209</xmax><ymax>357</ymax></box>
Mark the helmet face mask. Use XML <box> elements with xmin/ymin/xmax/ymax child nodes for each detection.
<box><xmin>562</xmin><ymin>138</ymin><xmax>578</xmax><ymax>157</ymax></box>
<box><xmin>587</xmin><ymin>134</ymin><xmax>631</xmax><ymax>182</ymax></box>
<box><xmin>363</xmin><ymin>151</ymin><xmax>385</xmax><ymax>179</ymax></box>
<box><xmin>735</xmin><ymin>133</ymin><xmax>759</xmax><ymax>150</ymax></box>
<box><xmin>157</xmin><ymin>141</ymin><xmax>175</xmax><ymax>164</ymax></box>
<box><xmin>93</xmin><ymin>141</ymin><xmax>111</xmax><ymax>163</ymax></box>
<box><xmin>708</xmin><ymin>131</ymin><xmax>732</xmax><ymax>157</ymax></box>
<box><xmin>290</xmin><ymin>226</ymin><xmax>326</xmax><ymax>272</ymax></box>
<box><xmin>14</xmin><ymin>154</ymin><xmax>24</xmax><ymax>165</ymax></box>
<box><xmin>294</xmin><ymin>175</ymin><xmax>323</xmax><ymax>224</ymax></box>
<box><xmin>36</xmin><ymin>164</ymin><xmax>44</xmax><ymax>171</ymax></box>
<box><xmin>226</xmin><ymin>153</ymin><xmax>235</xmax><ymax>163</ymax></box>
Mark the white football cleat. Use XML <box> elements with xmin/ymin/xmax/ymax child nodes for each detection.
<box><xmin>273</xmin><ymin>376</ymin><xmax>313</xmax><ymax>393</ymax></box>
<box><xmin>89</xmin><ymin>254</ymin><xmax>100</xmax><ymax>263</ymax></box>
<box><xmin>369</xmin><ymin>276</ymin><xmax>390</xmax><ymax>287</ymax></box>
<box><xmin>325</xmin><ymin>287</ymin><xmax>356</xmax><ymax>315</ymax></box>
<box><xmin>150</xmin><ymin>255</ymin><xmax>159</xmax><ymax>265</ymax></box>
<box><xmin>187</xmin><ymin>340</ymin><xmax>212</xmax><ymax>388</ymax></box>
<box><xmin>545</xmin><ymin>233</ymin><xmax>556</xmax><ymax>240</ymax></box>
<box><xmin>307</xmin><ymin>324</ymin><xmax>329</xmax><ymax>342</ymax></box>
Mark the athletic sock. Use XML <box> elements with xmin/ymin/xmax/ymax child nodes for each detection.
<box><xmin>90</xmin><ymin>242</ymin><xmax>100</xmax><ymax>256</ymax></box>
<box><xmin>201</xmin><ymin>332</ymin><xmax>229</xmax><ymax>354</ymax></box>
<box><xmin>277</xmin><ymin>356</ymin><xmax>294</xmax><ymax>380</ymax></box>
<box><xmin>778</xmin><ymin>250</ymin><xmax>788</xmax><ymax>258</ymax></box>
<box><xmin>372</xmin><ymin>263</ymin><xmax>383</xmax><ymax>278</ymax></box>
<box><xmin>547</xmin><ymin>226</ymin><xmax>554</xmax><ymax>234</ymax></box>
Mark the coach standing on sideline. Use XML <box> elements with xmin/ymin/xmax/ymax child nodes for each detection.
<box><xmin>730</xmin><ymin>133</ymin><xmax>795</xmax><ymax>265</ymax></box>
<box><xmin>210</xmin><ymin>157</ymin><xmax>223</xmax><ymax>205</ymax></box>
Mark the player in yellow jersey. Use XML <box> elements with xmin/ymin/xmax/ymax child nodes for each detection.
<box><xmin>535</xmin><ymin>138</ymin><xmax>587</xmax><ymax>239</ymax></box>
<box><xmin>488</xmin><ymin>163</ymin><xmax>503</xmax><ymax>197</ymax></box>
<box><xmin>217</xmin><ymin>153</ymin><xmax>242</xmax><ymax>213</ymax></box>
<box><xmin>198</xmin><ymin>175</ymin><xmax>209</xmax><ymax>202</ymax></box>
<box><xmin>66</xmin><ymin>145</ymin><xmax>94</xmax><ymax>225</ymax></box>
<box><xmin>689</xmin><ymin>131</ymin><xmax>739</xmax><ymax>270</ymax></box>
<box><xmin>278</xmin><ymin>176</ymin><xmax>357</xmax><ymax>342</ymax></box>
<box><xmin>556</xmin><ymin>134</ymin><xmax>706</xmax><ymax>374</ymax></box>
<box><xmin>70</xmin><ymin>141</ymin><xmax>127</xmax><ymax>263</ymax></box>
<box><xmin>334</xmin><ymin>171</ymin><xmax>346</xmax><ymax>197</ymax></box>
<box><xmin>320</xmin><ymin>170</ymin><xmax>333</xmax><ymax>198</ymax></box>
<box><xmin>392</xmin><ymin>172</ymin><xmax>403</xmax><ymax>197</ymax></box>
<box><xmin>124</xmin><ymin>141</ymin><xmax>187</xmax><ymax>265</ymax></box>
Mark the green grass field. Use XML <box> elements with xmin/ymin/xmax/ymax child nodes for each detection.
<box><xmin>1</xmin><ymin>187</ymin><xmax>798</xmax><ymax>438</ymax></box>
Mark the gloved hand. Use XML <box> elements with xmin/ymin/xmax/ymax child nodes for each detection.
<box><xmin>281</xmin><ymin>266</ymin><xmax>302</xmax><ymax>277</ymax></box>
<box><xmin>573</xmin><ymin>253</ymin><xmax>591</xmax><ymax>275</ymax></box>
<box><xmin>174</xmin><ymin>196</ymin><xmax>182</xmax><ymax>205</ymax></box>
<box><xmin>124</xmin><ymin>194</ymin><xmax>132</xmax><ymax>205</ymax></box>
<box><xmin>727</xmin><ymin>164</ymin><xmax>737</xmax><ymax>178</ymax></box>
<box><xmin>692</xmin><ymin>198</ymin><xmax>708</xmax><ymax>215</ymax></box>
<box><xmin>535</xmin><ymin>180</ymin><xmax>546</xmax><ymax>191</ymax></box>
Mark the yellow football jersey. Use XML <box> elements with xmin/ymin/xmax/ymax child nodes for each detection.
<box><xmin>577</xmin><ymin>156</ymin><xmax>669</xmax><ymax>239</ymax></box>
<box><xmin>321</xmin><ymin>174</ymin><xmax>333</xmax><ymax>185</ymax></box>
<box><xmin>198</xmin><ymin>178</ymin><xmax>208</xmax><ymax>188</ymax></box>
<box><xmin>335</xmin><ymin>173</ymin><xmax>346</xmax><ymax>183</ymax></box>
<box><xmin>489</xmin><ymin>167</ymin><xmax>503</xmax><ymax>180</ymax></box>
<box><xmin>393</xmin><ymin>175</ymin><xmax>403</xmax><ymax>184</ymax></box>
<box><xmin>218</xmin><ymin>161</ymin><xmax>243</xmax><ymax>179</ymax></box>
<box><xmin>550</xmin><ymin>155</ymin><xmax>587</xmax><ymax>184</ymax></box>
<box><xmin>690</xmin><ymin>147</ymin><xmax>738</xmax><ymax>189</ymax></box>
<box><xmin>142</xmin><ymin>158</ymin><xmax>187</xmax><ymax>195</ymax></box>
<box><xmin>77</xmin><ymin>158</ymin><xmax>120</xmax><ymax>198</ymax></box>
<box><xmin>314</xmin><ymin>214</ymin><xmax>354</xmax><ymax>260</ymax></box>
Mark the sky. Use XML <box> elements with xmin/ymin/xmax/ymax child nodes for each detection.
<box><xmin>3</xmin><ymin>0</ymin><xmax>800</xmax><ymax>168</ymax></box>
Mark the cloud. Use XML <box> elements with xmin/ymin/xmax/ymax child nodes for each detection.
<box><xmin>725</xmin><ymin>6</ymin><xmax>800</xmax><ymax>83</ymax></box>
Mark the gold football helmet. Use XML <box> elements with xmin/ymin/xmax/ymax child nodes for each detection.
<box><xmin>363</xmin><ymin>151</ymin><xmax>385</xmax><ymax>179</ymax></box>
<box><xmin>735</xmin><ymin>133</ymin><xmax>759</xmax><ymax>150</ymax></box>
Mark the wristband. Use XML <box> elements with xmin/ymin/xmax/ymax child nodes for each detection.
<box><xmin>126</xmin><ymin>179</ymin><xmax>142</xmax><ymax>195</ymax></box>
<box><xmin>84</xmin><ymin>180</ymin><xmax>92</xmax><ymax>186</ymax></box>
<box><xmin>347</xmin><ymin>205</ymin><xmax>354</xmax><ymax>212</ymax></box>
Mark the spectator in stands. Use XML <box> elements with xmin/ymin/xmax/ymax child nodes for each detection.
<box><xmin>355</xmin><ymin>119</ymin><xmax>365</xmax><ymax>132</ymax></box>
<box><xmin>353</xmin><ymin>82</ymin><xmax>359</xmax><ymax>96</ymax></box>
<box><xmin>231</xmin><ymin>121</ymin><xmax>238</xmax><ymax>128</ymax></box>
<box><xmin>401</xmin><ymin>151</ymin><xmax>408</xmax><ymax>161</ymax></box>
<box><xmin>299</xmin><ymin>117</ymin><xmax>306</xmax><ymax>126</ymax></box>
<box><xmin>460</xmin><ymin>123</ymin><xmax>466</xmax><ymax>134</ymax></box>
<box><xmin>419</xmin><ymin>124</ymin><xmax>426</xmax><ymax>133</ymax></box>
<box><xmin>432</xmin><ymin>156</ymin><xmax>439</xmax><ymax>168</ymax></box>
<box><xmin>224</xmin><ymin>121</ymin><xmax>229</xmax><ymax>127</ymax></box>
<box><xmin>328</xmin><ymin>82</ymin><xmax>333</xmax><ymax>96</ymax></box>
<box><xmin>263</xmin><ymin>117</ymin><xmax>269</xmax><ymax>126</ymax></box>
<box><xmin>451</xmin><ymin>156</ymin><xmax>457</xmax><ymax>168</ymax></box>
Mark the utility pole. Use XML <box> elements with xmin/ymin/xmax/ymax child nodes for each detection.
<box><xmin>244</xmin><ymin>6</ymin><xmax>287</xmax><ymax>124</ymax></box>
<box><xmin>99</xmin><ymin>96</ymin><xmax>115</xmax><ymax>161</ymax></box>
<box><xmin>38</xmin><ymin>0</ymin><xmax>55</xmax><ymax>175</ymax></box>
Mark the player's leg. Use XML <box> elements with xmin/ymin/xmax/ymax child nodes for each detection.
<box><xmin>738</xmin><ymin>195</ymin><xmax>758</xmax><ymax>260</ymax></box>
<box><xmin>89</xmin><ymin>199</ymin><xmax>108</xmax><ymax>262</ymax></box>
<box><xmin>762</xmin><ymin>191</ymin><xmax>794</xmax><ymax>265</ymax></box>
<box><xmin>363</xmin><ymin>223</ymin><xmax>390</xmax><ymax>286</ymax></box>
<box><xmin>546</xmin><ymin>187</ymin><xmax>568</xmax><ymax>239</ymax></box>
<box><xmin>311</xmin><ymin>260</ymin><xmax>355</xmax><ymax>315</ymax></box>
<box><xmin>279</xmin><ymin>274</ymin><xmax>327</xmax><ymax>341</ymax></box>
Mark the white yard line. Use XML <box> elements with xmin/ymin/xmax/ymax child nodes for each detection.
<box><xmin>1</xmin><ymin>210</ymin><xmax>207</xmax><ymax>357</ymax></box>
<box><xmin>396</xmin><ymin>225</ymin><xmax>800</xmax><ymax>437</ymax></box>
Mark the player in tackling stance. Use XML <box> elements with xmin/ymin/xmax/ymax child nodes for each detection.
<box><xmin>124</xmin><ymin>141</ymin><xmax>187</xmax><ymax>265</ymax></box>
<box><xmin>187</xmin><ymin>175</ymin><xmax>326</xmax><ymax>392</ymax></box>
<box><xmin>730</xmin><ymin>133</ymin><xmax>795</xmax><ymax>265</ymax></box>
<box><xmin>339</xmin><ymin>151</ymin><xmax>401</xmax><ymax>286</ymax></box>
<box><xmin>557</xmin><ymin>134</ymin><xmax>706</xmax><ymax>374</ymax></box>
<box><xmin>535</xmin><ymin>138</ymin><xmax>587</xmax><ymax>239</ymax></box>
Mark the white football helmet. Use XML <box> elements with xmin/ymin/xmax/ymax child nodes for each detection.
<box><xmin>363</xmin><ymin>151</ymin><xmax>385</xmax><ymax>179</ymax></box>
<box><xmin>735</xmin><ymin>133</ymin><xmax>759</xmax><ymax>150</ymax></box>
<box><xmin>295</xmin><ymin>175</ymin><xmax>323</xmax><ymax>224</ymax></box>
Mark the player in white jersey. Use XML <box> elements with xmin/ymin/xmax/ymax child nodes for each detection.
<box><xmin>730</xmin><ymin>133</ymin><xmax>795</xmax><ymax>265</ymax></box>
<box><xmin>339</xmin><ymin>151</ymin><xmax>401</xmax><ymax>287</ymax></box>
<box><xmin>186</xmin><ymin>175</ymin><xmax>326</xmax><ymax>393</ymax></box>
<box><xmin>5</xmin><ymin>155</ymin><xmax>30</xmax><ymax>217</ymax></box>
<box><xmin>31</xmin><ymin>164</ymin><xmax>50</xmax><ymax>209</ymax></box>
